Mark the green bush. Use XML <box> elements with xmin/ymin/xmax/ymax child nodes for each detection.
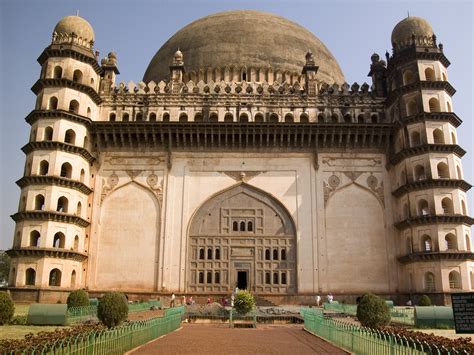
<box><xmin>67</xmin><ymin>289</ymin><xmax>90</xmax><ymax>308</ymax></box>
<box><xmin>418</xmin><ymin>295</ymin><xmax>432</xmax><ymax>306</ymax></box>
<box><xmin>356</xmin><ymin>293</ymin><xmax>390</xmax><ymax>329</ymax></box>
<box><xmin>97</xmin><ymin>292</ymin><xmax>128</xmax><ymax>327</ymax></box>
<box><xmin>9</xmin><ymin>315</ymin><xmax>27</xmax><ymax>325</ymax></box>
<box><xmin>0</xmin><ymin>291</ymin><xmax>15</xmax><ymax>325</ymax></box>
<box><xmin>234</xmin><ymin>290</ymin><xmax>255</xmax><ymax>315</ymax></box>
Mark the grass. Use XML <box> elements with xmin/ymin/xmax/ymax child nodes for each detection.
<box><xmin>13</xmin><ymin>303</ymin><xmax>30</xmax><ymax>316</ymax></box>
<box><xmin>0</xmin><ymin>325</ymin><xmax>68</xmax><ymax>340</ymax></box>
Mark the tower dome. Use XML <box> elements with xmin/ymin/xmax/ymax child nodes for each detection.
<box><xmin>143</xmin><ymin>10</ymin><xmax>345</xmax><ymax>84</ymax></box>
<box><xmin>391</xmin><ymin>16</ymin><xmax>433</xmax><ymax>47</ymax></box>
<box><xmin>53</xmin><ymin>15</ymin><xmax>95</xmax><ymax>43</ymax></box>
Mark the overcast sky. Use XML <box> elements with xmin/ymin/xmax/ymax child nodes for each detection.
<box><xmin>0</xmin><ymin>0</ymin><xmax>472</xmax><ymax>249</ymax></box>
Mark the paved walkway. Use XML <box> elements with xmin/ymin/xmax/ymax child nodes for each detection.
<box><xmin>130</xmin><ymin>324</ymin><xmax>347</xmax><ymax>354</ymax></box>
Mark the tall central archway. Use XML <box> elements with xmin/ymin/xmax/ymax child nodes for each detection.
<box><xmin>187</xmin><ymin>183</ymin><xmax>297</xmax><ymax>294</ymax></box>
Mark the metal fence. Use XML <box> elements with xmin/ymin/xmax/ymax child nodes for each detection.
<box><xmin>12</xmin><ymin>306</ymin><xmax>184</xmax><ymax>355</ymax></box>
<box><xmin>323</xmin><ymin>302</ymin><xmax>415</xmax><ymax>325</ymax></box>
<box><xmin>301</xmin><ymin>307</ymin><xmax>467</xmax><ymax>355</ymax></box>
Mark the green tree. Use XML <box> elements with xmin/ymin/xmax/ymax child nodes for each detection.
<box><xmin>356</xmin><ymin>293</ymin><xmax>391</xmax><ymax>329</ymax></box>
<box><xmin>97</xmin><ymin>292</ymin><xmax>129</xmax><ymax>327</ymax></box>
<box><xmin>234</xmin><ymin>290</ymin><xmax>255</xmax><ymax>315</ymax></box>
<box><xmin>0</xmin><ymin>251</ymin><xmax>10</xmax><ymax>284</ymax></box>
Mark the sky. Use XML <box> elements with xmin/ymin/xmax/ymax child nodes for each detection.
<box><xmin>0</xmin><ymin>0</ymin><xmax>473</xmax><ymax>250</ymax></box>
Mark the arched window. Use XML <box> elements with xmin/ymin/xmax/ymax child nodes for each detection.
<box><xmin>466</xmin><ymin>235</ymin><xmax>471</xmax><ymax>251</ymax></box>
<box><xmin>179</xmin><ymin>113</ymin><xmax>188</xmax><ymax>122</ymax></box>
<box><xmin>247</xmin><ymin>221</ymin><xmax>253</xmax><ymax>232</ymax></box>
<box><xmin>206</xmin><ymin>271</ymin><xmax>212</xmax><ymax>283</ymax></box>
<box><xmin>331</xmin><ymin>113</ymin><xmax>338</xmax><ymax>123</ymax></box>
<box><xmin>56</xmin><ymin>196</ymin><xmax>69</xmax><ymax>213</ymax></box>
<box><xmin>265</xmin><ymin>249</ymin><xmax>271</xmax><ymax>261</ymax></box>
<box><xmin>441</xmin><ymin>197</ymin><xmax>454</xmax><ymax>214</ymax></box>
<box><xmin>442</xmin><ymin>72</ymin><xmax>447</xmax><ymax>81</ymax></box>
<box><xmin>53</xmin><ymin>66</ymin><xmax>63</xmax><ymax>79</ymax></box>
<box><xmin>433</xmin><ymin>129</ymin><xmax>444</xmax><ymax>144</ymax></box>
<box><xmin>48</xmin><ymin>97</ymin><xmax>58</xmax><ymax>110</ymax></box>
<box><xmin>284</xmin><ymin>113</ymin><xmax>294</xmax><ymax>122</ymax></box>
<box><xmin>52</xmin><ymin>233</ymin><xmax>66</xmax><ymax>250</ymax></box>
<box><xmin>417</xmin><ymin>199</ymin><xmax>429</xmax><ymax>216</ymax></box>
<box><xmin>357</xmin><ymin>114</ymin><xmax>365</xmax><ymax>123</ymax></box>
<box><xmin>300</xmin><ymin>113</ymin><xmax>309</xmax><ymax>123</ymax></box>
<box><xmin>406</xmin><ymin>237</ymin><xmax>413</xmax><ymax>254</ymax></box>
<box><xmin>25</xmin><ymin>268</ymin><xmax>36</xmax><ymax>286</ymax></box>
<box><xmin>73</xmin><ymin>235</ymin><xmax>79</xmax><ymax>251</ymax></box>
<box><xmin>424</xmin><ymin>272</ymin><xmax>435</xmax><ymax>291</ymax></box>
<box><xmin>149</xmin><ymin>113</ymin><xmax>157</xmax><ymax>122</ymax></box>
<box><xmin>318</xmin><ymin>113</ymin><xmax>326</xmax><ymax>123</ymax></box>
<box><xmin>269</xmin><ymin>113</ymin><xmax>279</xmax><ymax>122</ymax></box>
<box><xmin>449</xmin><ymin>271</ymin><xmax>462</xmax><ymax>289</ymax></box>
<box><xmin>445</xmin><ymin>233</ymin><xmax>457</xmax><ymax>250</ymax></box>
<box><xmin>198</xmin><ymin>272</ymin><xmax>204</xmax><ymax>284</ymax></box>
<box><xmin>254</xmin><ymin>113</ymin><xmax>264</xmax><ymax>122</ymax></box>
<box><xmin>49</xmin><ymin>268</ymin><xmax>62</xmax><ymax>286</ymax></box>
<box><xmin>343</xmin><ymin>113</ymin><xmax>352</xmax><ymax>123</ymax></box>
<box><xmin>199</xmin><ymin>248</ymin><xmax>205</xmax><ymax>260</ymax></box>
<box><xmin>281</xmin><ymin>249</ymin><xmax>287</xmax><ymax>260</ymax></box>
<box><xmin>456</xmin><ymin>166</ymin><xmax>462</xmax><ymax>179</ymax></box>
<box><xmin>265</xmin><ymin>272</ymin><xmax>271</xmax><ymax>284</ymax></box>
<box><xmin>421</xmin><ymin>235</ymin><xmax>433</xmax><ymax>251</ymax></box>
<box><xmin>122</xmin><ymin>112</ymin><xmax>129</xmax><ymax>122</ymax></box>
<box><xmin>39</xmin><ymin>160</ymin><xmax>49</xmax><ymax>175</ymax></box>
<box><xmin>209</xmin><ymin>112</ymin><xmax>218</xmax><ymax>122</ymax></box>
<box><xmin>80</xmin><ymin>169</ymin><xmax>85</xmax><ymax>183</ymax></box>
<box><xmin>69</xmin><ymin>100</ymin><xmax>79</xmax><ymax>114</ymax></box>
<box><xmin>30</xmin><ymin>230</ymin><xmax>41</xmax><ymax>247</ymax></box>
<box><xmin>207</xmin><ymin>248</ymin><xmax>213</xmax><ymax>260</ymax></box>
<box><xmin>86</xmin><ymin>107</ymin><xmax>91</xmax><ymax>118</ymax></box>
<box><xmin>370</xmin><ymin>114</ymin><xmax>378</xmax><ymax>123</ymax></box>
<box><xmin>215</xmin><ymin>272</ymin><xmax>220</xmax><ymax>284</ymax></box>
<box><xmin>436</xmin><ymin>162</ymin><xmax>449</xmax><ymax>179</ymax></box>
<box><xmin>162</xmin><ymin>112</ymin><xmax>170</xmax><ymax>122</ymax></box>
<box><xmin>281</xmin><ymin>272</ymin><xmax>287</xmax><ymax>285</ymax></box>
<box><xmin>410</xmin><ymin>131</ymin><xmax>421</xmax><ymax>146</ymax></box>
<box><xmin>76</xmin><ymin>201</ymin><xmax>82</xmax><ymax>216</ymax></box>
<box><xmin>403</xmin><ymin>70</ymin><xmax>414</xmax><ymax>85</ymax></box>
<box><xmin>447</xmin><ymin>101</ymin><xmax>452</xmax><ymax>112</ymax></box>
<box><xmin>239</xmin><ymin>113</ymin><xmax>249</xmax><ymax>122</ymax></box>
<box><xmin>240</xmin><ymin>221</ymin><xmax>246</xmax><ymax>231</ymax></box>
<box><xmin>73</xmin><ymin>69</ymin><xmax>83</xmax><ymax>83</ymax></box>
<box><xmin>232</xmin><ymin>221</ymin><xmax>238</xmax><ymax>231</ymax></box>
<box><xmin>60</xmin><ymin>162</ymin><xmax>72</xmax><ymax>178</ymax></box>
<box><xmin>64</xmin><ymin>129</ymin><xmax>76</xmax><ymax>144</ymax></box>
<box><xmin>109</xmin><ymin>113</ymin><xmax>116</xmax><ymax>122</ymax></box>
<box><xmin>136</xmin><ymin>112</ymin><xmax>143</xmax><ymax>121</ymax></box>
<box><xmin>35</xmin><ymin>194</ymin><xmax>45</xmax><ymax>210</ymax></box>
<box><xmin>273</xmin><ymin>249</ymin><xmax>279</xmax><ymax>260</ymax></box>
<box><xmin>406</xmin><ymin>100</ymin><xmax>417</xmax><ymax>116</ymax></box>
<box><xmin>215</xmin><ymin>248</ymin><xmax>220</xmax><ymax>260</ymax></box>
<box><xmin>414</xmin><ymin>165</ymin><xmax>426</xmax><ymax>181</ymax></box>
<box><xmin>450</xmin><ymin>132</ymin><xmax>456</xmax><ymax>144</ymax></box>
<box><xmin>273</xmin><ymin>272</ymin><xmax>279</xmax><ymax>284</ymax></box>
<box><xmin>461</xmin><ymin>200</ymin><xmax>467</xmax><ymax>215</ymax></box>
<box><xmin>44</xmin><ymin>126</ymin><xmax>54</xmax><ymax>140</ymax></box>
<box><xmin>70</xmin><ymin>270</ymin><xmax>76</xmax><ymax>288</ymax></box>
<box><xmin>428</xmin><ymin>98</ymin><xmax>440</xmax><ymax>112</ymax></box>
<box><xmin>424</xmin><ymin>67</ymin><xmax>435</xmax><ymax>81</ymax></box>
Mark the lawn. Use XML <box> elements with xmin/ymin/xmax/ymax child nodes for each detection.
<box><xmin>13</xmin><ymin>303</ymin><xmax>30</xmax><ymax>316</ymax></box>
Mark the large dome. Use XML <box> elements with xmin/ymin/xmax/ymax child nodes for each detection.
<box><xmin>53</xmin><ymin>15</ymin><xmax>95</xmax><ymax>43</ymax></box>
<box><xmin>143</xmin><ymin>10</ymin><xmax>344</xmax><ymax>84</ymax></box>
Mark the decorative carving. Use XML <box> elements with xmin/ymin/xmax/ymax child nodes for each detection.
<box><xmin>126</xmin><ymin>170</ymin><xmax>141</xmax><ymax>180</ymax></box>
<box><xmin>107</xmin><ymin>172</ymin><xmax>119</xmax><ymax>188</ymax></box>
<box><xmin>367</xmin><ymin>175</ymin><xmax>378</xmax><ymax>189</ymax></box>
<box><xmin>321</xmin><ymin>157</ymin><xmax>382</xmax><ymax>167</ymax></box>
<box><xmin>343</xmin><ymin>171</ymin><xmax>362</xmax><ymax>182</ymax></box>
<box><xmin>221</xmin><ymin>171</ymin><xmax>262</xmax><ymax>182</ymax></box>
<box><xmin>328</xmin><ymin>174</ymin><xmax>341</xmax><ymax>189</ymax></box>
<box><xmin>366</xmin><ymin>174</ymin><xmax>384</xmax><ymax>206</ymax></box>
<box><xmin>147</xmin><ymin>173</ymin><xmax>158</xmax><ymax>188</ymax></box>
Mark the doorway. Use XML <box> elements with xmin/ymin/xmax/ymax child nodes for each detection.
<box><xmin>237</xmin><ymin>271</ymin><xmax>248</xmax><ymax>290</ymax></box>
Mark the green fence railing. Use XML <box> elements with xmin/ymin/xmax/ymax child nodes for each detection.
<box><xmin>323</xmin><ymin>303</ymin><xmax>415</xmax><ymax>325</ymax></box>
<box><xmin>13</xmin><ymin>306</ymin><xmax>184</xmax><ymax>355</ymax></box>
<box><xmin>301</xmin><ymin>307</ymin><xmax>466</xmax><ymax>355</ymax></box>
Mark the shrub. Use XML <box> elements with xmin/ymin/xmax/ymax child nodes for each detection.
<box><xmin>0</xmin><ymin>291</ymin><xmax>14</xmax><ymax>325</ymax></box>
<box><xmin>234</xmin><ymin>290</ymin><xmax>255</xmax><ymax>315</ymax></box>
<box><xmin>356</xmin><ymin>293</ymin><xmax>390</xmax><ymax>329</ymax></box>
<box><xmin>97</xmin><ymin>292</ymin><xmax>128</xmax><ymax>327</ymax></box>
<box><xmin>418</xmin><ymin>295</ymin><xmax>432</xmax><ymax>306</ymax></box>
<box><xmin>67</xmin><ymin>289</ymin><xmax>90</xmax><ymax>308</ymax></box>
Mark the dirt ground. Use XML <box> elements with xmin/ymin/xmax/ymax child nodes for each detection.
<box><xmin>129</xmin><ymin>323</ymin><xmax>348</xmax><ymax>355</ymax></box>
<box><xmin>128</xmin><ymin>309</ymin><xmax>164</xmax><ymax>321</ymax></box>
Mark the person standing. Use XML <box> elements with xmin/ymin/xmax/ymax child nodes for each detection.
<box><xmin>170</xmin><ymin>293</ymin><xmax>176</xmax><ymax>308</ymax></box>
<box><xmin>315</xmin><ymin>295</ymin><xmax>321</xmax><ymax>307</ymax></box>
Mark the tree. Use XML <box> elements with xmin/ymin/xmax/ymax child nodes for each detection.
<box><xmin>234</xmin><ymin>290</ymin><xmax>255</xmax><ymax>315</ymax></box>
<box><xmin>356</xmin><ymin>293</ymin><xmax>391</xmax><ymax>329</ymax></box>
<box><xmin>97</xmin><ymin>292</ymin><xmax>128</xmax><ymax>327</ymax></box>
<box><xmin>0</xmin><ymin>251</ymin><xmax>10</xmax><ymax>284</ymax></box>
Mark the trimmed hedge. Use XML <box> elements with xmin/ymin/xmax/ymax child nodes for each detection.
<box><xmin>356</xmin><ymin>293</ymin><xmax>390</xmax><ymax>329</ymax></box>
<box><xmin>97</xmin><ymin>292</ymin><xmax>128</xmax><ymax>328</ymax></box>
<box><xmin>418</xmin><ymin>295</ymin><xmax>432</xmax><ymax>306</ymax></box>
<box><xmin>67</xmin><ymin>290</ymin><xmax>90</xmax><ymax>308</ymax></box>
<box><xmin>0</xmin><ymin>291</ymin><xmax>14</xmax><ymax>325</ymax></box>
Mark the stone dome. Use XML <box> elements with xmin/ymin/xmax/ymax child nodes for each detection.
<box><xmin>53</xmin><ymin>15</ymin><xmax>95</xmax><ymax>42</ymax></box>
<box><xmin>143</xmin><ymin>10</ymin><xmax>344</xmax><ymax>84</ymax></box>
<box><xmin>391</xmin><ymin>16</ymin><xmax>433</xmax><ymax>46</ymax></box>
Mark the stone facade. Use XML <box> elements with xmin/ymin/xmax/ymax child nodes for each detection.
<box><xmin>6</xmin><ymin>11</ymin><xmax>474</xmax><ymax>304</ymax></box>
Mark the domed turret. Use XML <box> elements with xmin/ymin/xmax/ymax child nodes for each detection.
<box><xmin>391</xmin><ymin>16</ymin><xmax>434</xmax><ymax>49</ymax></box>
<box><xmin>53</xmin><ymin>15</ymin><xmax>95</xmax><ymax>43</ymax></box>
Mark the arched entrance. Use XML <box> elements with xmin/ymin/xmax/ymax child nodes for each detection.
<box><xmin>187</xmin><ymin>183</ymin><xmax>296</xmax><ymax>294</ymax></box>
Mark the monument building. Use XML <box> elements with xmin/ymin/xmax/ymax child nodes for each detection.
<box><xmin>6</xmin><ymin>10</ymin><xmax>474</xmax><ymax>304</ymax></box>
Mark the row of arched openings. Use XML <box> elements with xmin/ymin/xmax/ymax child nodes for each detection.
<box><xmin>36</xmin><ymin>161</ymin><xmax>86</xmax><ymax>183</ymax></box>
<box><xmin>423</xmin><ymin>270</ymin><xmax>461</xmax><ymax>291</ymax></box>
<box><xmin>47</xmin><ymin>97</ymin><xmax>92</xmax><ymax>118</ymax></box>
<box><xmin>406</xmin><ymin>233</ymin><xmax>471</xmax><ymax>253</ymax></box>
<box><xmin>199</xmin><ymin>248</ymin><xmax>220</xmax><ymax>260</ymax></box>
<box><xmin>25</xmin><ymin>268</ymin><xmax>77</xmax><ymax>287</ymax></box>
<box><xmin>400</xmin><ymin>162</ymin><xmax>463</xmax><ymax>186</ymax></box>
<box><xmin>39</xmin><ymin>127</ymin><xmax>88</xmax><ymax>147</ymax></box>
<box><xmin>402</xmin><ymin>67</ymin><xmax>447</xmax><ymax>86</ymax></box>
<box><xmin>33</xmin><ymin>194</ymin><xmax>83</xmax><ymax>215</ymax></box>
<box><xmin>405</xmin><ymin>97</ymin><xmax>451</xmax><ymax>116</ymax></box>
<box><xmin>198</xmin><ymin>271</ymin><xmax>221</xmax><ymax>284</ymax></box>
<box><xmin>409</xmin><ymin>128</ymin><xmax>456</xmax><ymax>147</ymax></box>
<box><xmin>28</xmin><ymin>230</ymin><xmax>80</xmax><ymax>250</ymax></box>
<box><xmin>232</xmin><ymin>221</ymin><xmax>253</xmax><ymax>232</ymax></box>
<box><xmin>265</xmin><ymin>248</ymin><xmax>287</xmax><ymax>261</ymax></box>
<box><xmin>51</xmin><ymin>65</ymin><xmax>94</xmax><ymax>86</ymax></box>
<box><xmin>265</xmin><ymin>271</ymin><xmax>287</xmax><ymax>285</ymax></box>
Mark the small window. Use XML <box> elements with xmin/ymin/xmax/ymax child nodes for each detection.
<box><xmin>265</xmin><ymin>272</ymin><xmax>271</xmax><ymax>284</ymax></box>
<box><xmin>162</xmin><ymin>112</ymin><xmax>170</xmax><ymax>122</ymax></box>
<box><xmin>424</xmin><ymin>67</ymin><xmax>435</xmax><ymax>81</ymax></box>
<box><xmin>179</xmin><ymin>113</ymin><xmax>188</xmax><ymax>122</ymax></box>
<box><xmin>428</xmin><ymin>98</ymin><xmax>440</xmax><ymax>112</ymax></box>
<box><xmin>265</xmin><ymin>249</ymin><xmax>271</xmax><ymax>260</ymax></box>
<box><xmin>357</xmin><ymin>114</ymin><xmax>364</xmax><ymax>123</ymax></box>
<box><xmin>194</xmin><ymin>112</ymin><xmax>203</xmax><ymax>122</ymax></box>
<box><xmin>149</xmin><ymin>113</ymin><xmax>157</xmax><ymax>122</ymax></box>
<box><xmin>437</xmin><ymin>162</ymin><xmax>449</xmax><ymax>179</ymax></box>
<box><xmin>254</xmin><ymin>113</ymin><xmax>264</xmax><ymax>122</ymax></box>
<box><xmin>414</xmin><ymin>165</ymin><xmax>426</xmax><ymax>181</ymax></box>
<box><xmin>281</xmin><ymin>272</ymin><xmax>287</xmax><ymax>285</ymax></box>
<box><xmin>199</xmin><ymin>248</ymin><xmax>205</xmax><ymax>260</ymax></box>
<box><xmin>239</xmin><ymin>113</ymin><xmax>249</xmax><ymax>122</ymax></box>
<box><xmin>73</xmin><ymin>235</ymin><xmax>79</xmax><ymax>251</ymax></box>
<box><xmin>73</xmin><ymin>69</ymin><xmax>83</xmax><ymax>83</ymax></box>
<box><xmin>34</xmin><ymin>194</ymin><xmax>45</xmax><ymax>210</ymax></box>
<box><xmin>281</xmin><ymin>249</ymin><xmax>286</xmax><ymax>260</ymax></box>
<box><xmin>417</xmin><ymin>199</ymin><xmax>429</xmax><ymax>216</ymax></box>
<box><xmin>240</xmin><ymin>221</ymin><xmax>246</xmax><ymax>232</ymax></box>
<box><xmin>25</xmin><ymin>268</ymin><xmax>36</xmax><ymax>286</ymax></box>
<box><xmin>433</xmin><ymin>129</ymin><xmax>444</xmax><ymax>144</ymax></box>
<box><xmin>370</xmin><ymin>114</ymin><xmax>378</xmax><ymax>123</ymax></box>
<box><xmin>86</xmin><ymin>107</ymin><xmax>91</xmax><ymax>118</ymax></box>
<box><xmin>233</xmin><ymin>221</ymin><xmax>238</xmax><ymax>231</ymax></box>
<box><xmin>109</xmin><ymin>113</ymin><xmax>116</xmax><ymax>122</ymax></box>
<box><xmin>215</xmin><ymin>272</ymin><xmax>220</xmax><ymax>284</ymax></box>
<box><xmin>318</xmin><ymin>113</ymin><xmax>325</xmax><ymax>123</ymax></box>
<box><xmin>284</xmin><ymin>114</ymin><xmax>294</xmax><ymax>122</ymax></box>
<box><xmin>30</xmin><ymin>230</ymin><xmax>41</xmax><ymax>247</ymax></box>
<box><xmin>441</xmin><ymin>197</ymin><xmax>454</xmax><ymax>214</ymax></box>
<box><xmin>56</xmin><ymin>196</ymin><xmax>68</xmax><ymax>213</ymax></box>
<box><xmin>331</xmin><ymin>114</ymin><xmax>338</xmax><ymax>123</ymax></box>
<box><xmin>206</xmin><ymin>271</ymin><xmax>212</xmax><ymax>284</ymax></box>
<box><xmin>224</xmin><ymin>113</ymin><xmax>233</xmax><ymax>122</ymax></box>
<box><xmin>39</xmin><ymin>160</ymin><xmax>49</xmax><ymax>175</ymax></box>
<box><xmin>300</xmin><ymin>113</ymin><xmax>309</xmax><ymax>123</ymax></box>
<box><xmin>70</xmin><ymin>270</ymin><xmax>76</xmax><ymax>288</ymax></box>
<box><xmin>53</xmin><ymin>66</ymin><xmax>63</xmax><ymax>79</ymax></box>
<box><xmin>242</xmin><ymin>72</ymin><xmax>247</xmax><ymax>81</ymax></box>
<box><xmin>273</xmin><ymin>272</ymin><xmax>279</xmax><ymax>284</ymax></box>
<box><xmin>449</xmin><ymin>271</ymin><xmax>461</xmax><ymax>289</ymax></box>
<box><xmin>76</xmin><ymin>202</ymin><xmax>82</xmax><ymax>216</ymax></box>
<box><xmin>136</xmin><ymin>112</ymin><xmax>143</xmax><ymax>121</ymax></box>
<box><xmin>273</xmin><ymin>249</ymin><xmax>279</xmax><ymax>260</ymax></box>
<box><xmin>60</xmin><ymin>162</ymin><xmax>72</xmax><ymax>178</ymax></box>
<box><xmin>48</xmin><ymin>97</ymin><xmax>58</xmax><ymax>110</ymax></box>
<box><xmin>269</xmin><ymin>113</ymin><xmax>279</xmax><ymax>122</ymax></box>
<box><xmin>343</xmin><ymin>114</ymin><xmax>352</xmax><ymax>123</ymax></box>
<box><xmin>198</xmin><ymin>272</ymin><xmax>204</xmax><ymax>284</ymax></box>
<box><xmin>209</xmin><ymin>113</ymin><xmax>218</xmax><ymax>122</ymax></box>
<box><xmin>122</xmin><ymin>113</ymin><xmax>129</xmax><ymax>122</ymax></box>
<box><xmin>421</xmin><ymin>235</ymin><xmax>433</xmax><ymax>252</ymax></box>
<box><xmin>53</xmin><ymin>232</ymin><xmax>65</xmax><ymax>248</ymax></box>
<box><xmin>424</xmin><ymin>272</ymin><xmax>435</xmax><ymax>291</ymax></box>
<box><xmin>445</xmin><ymin>233</ymin><xmax>457</xmax><ymax>250</ymax></box>
<box><xmin>69</xmin><ymin>100</ymin><xmax>79</xmax><ymax>114</ymax></box>
<box><xmin>80</xmin><ymin>169</ymin><xmax>85</xmax><ymax>183</ymax></box>
<box><xmin>247</xmin><ymin>221</ymin><xmax>253</xmax><ymax>232</ymax></box>
<box><xmin>64</xmin><ymin>129</ymin><xmax>76</xmax><ymax>145</ymax></box>
<box><xmin>215</xmin><ymin>248</ymin><xmax>220</xmax><ymax>260</ymax></box>
<box><xmin>44</xmin><ymin>126</ymin><xmax>54</xmax><ymax>140</ymax></box>
<box><xmin>207</xmin><ymin>248</ymin><xmax>212</xmax><ymax>260</ymax></box>
<box><xmin>406</xmin><ymin>100</ymin><xmax>417</xmax><ymax>116</ymax></box>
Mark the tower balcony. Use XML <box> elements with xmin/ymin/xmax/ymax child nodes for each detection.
<box><xmin>11</xmin><ymin>211</ymin><xmax>90</xmax><ymax>228</ymax></box>
<box><xmin>395</xmin><ymin>214</ymin><xmax>474</xmax><ymax>230</ymax></box>
<box><xmin>398</xmin><ymin>250</ymin><xmax>474</xmax><ymax>264</ymax></box>
<box><xmin>6</xmin><ymin>247</ymin><xmax>88</xmax><ymax>262</ymax></box>
<box><xmin>390</xmin><ymin>143</ymin><xmax>465</xmax><ymax>165</ymax></box>
<box><xmin>16</xmin><ymin>175</ymin><xmax>93</xmax><ymax>195</ymax></box>
<box><xmin>392</xmin><ymin>178</ymin><xmax>471</xmax><ymax>198</ymax></box>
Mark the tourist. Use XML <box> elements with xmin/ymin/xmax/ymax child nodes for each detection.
<box><xmin>231</xmin><ymin>294</ymin><xmax>235</xmax><ymax>307</ymax></box>
<box><xmin>327</xmin><ymin>293</ymin><xmax>334</xmax><ymax>303</ymax></box>
<box><xmin>182</xmin><ymin>295</ymin><xmax>186</xmax><ymax>305</ymax></box>
<box><xmin>170</xmin><ymin>293</ymin><xmax>176</xmax><ymax>308</ymax></box>
<box><xmin>406</xmin><ymin>299</ymin><xmax>412</xmax><ymax>306</ymax></box>
<box><xmin>207</xmin><ymin>296</ymin><xmax>211</xmax><ymax>304</ymax></box>
<box><xmin>315</xmin><ymin>295</ymin><xmax>321</xmax><ymax>307</ymax></box>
